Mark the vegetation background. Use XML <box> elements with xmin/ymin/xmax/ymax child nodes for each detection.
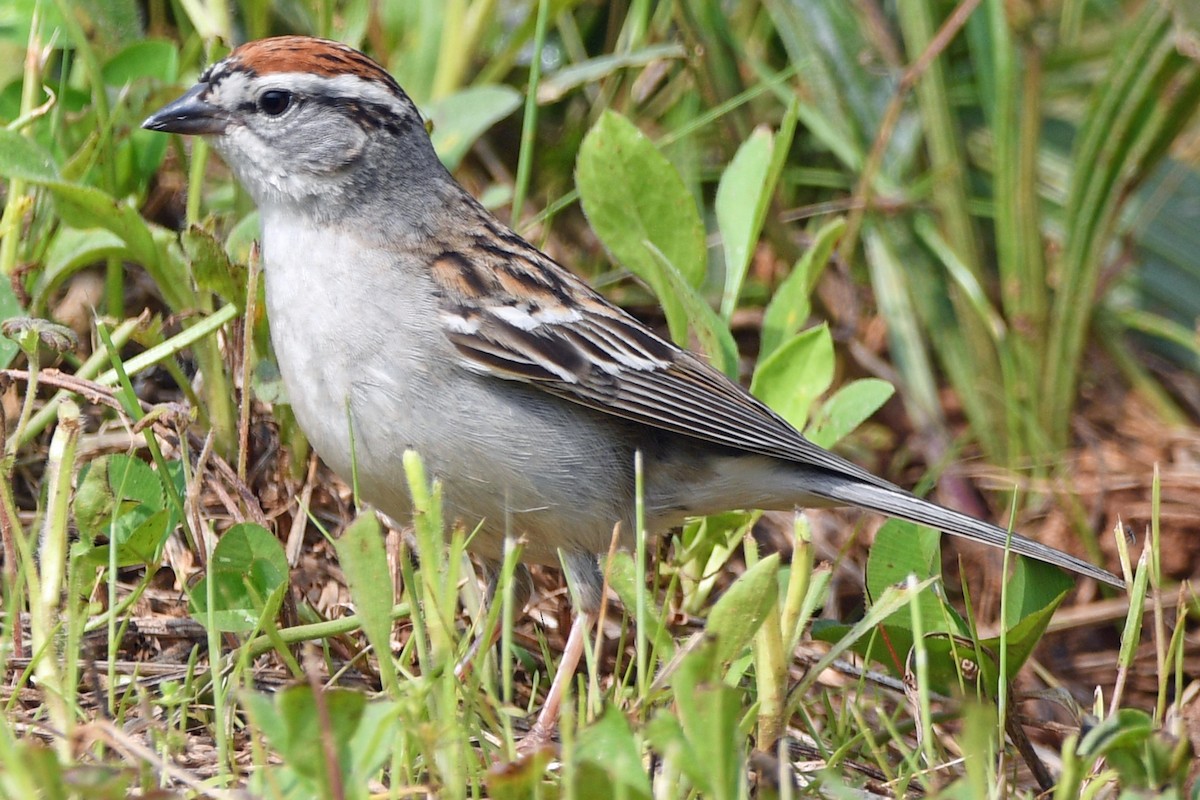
<box><xmin>0</xmin><ymin>0</ymin><xmax>1198</xmax><ymax>796</ymax></box>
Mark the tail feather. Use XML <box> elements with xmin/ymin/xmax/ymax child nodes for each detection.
<box><xmin>816</xmin><ymin>478</ymin><xmax>1125</xmax><ymax>589</ymax></box>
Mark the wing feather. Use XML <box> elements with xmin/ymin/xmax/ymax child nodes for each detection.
<box><xmin>440</xmin><ymin>291</ymin><xmax>896</xmax><ymax>492</ymax></box>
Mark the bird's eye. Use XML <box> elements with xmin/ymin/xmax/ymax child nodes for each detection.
<box><xmin>258</xmin><ymin>89</ymin><xmax>294</xmax><ymax>116</ymax></box>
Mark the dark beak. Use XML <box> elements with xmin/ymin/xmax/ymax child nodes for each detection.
<box><xmin>142</xmin><ymin>83</ymin><xmax>229</xmax><ymax>136</ymax></box>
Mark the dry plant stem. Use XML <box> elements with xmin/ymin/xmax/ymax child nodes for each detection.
<box><xmin>0</xmin><ymin>368</ymin><xmax>267</xmax><ymax>527</ymax></box>
<box><xmin>237</xmin><ymin>243</ymin><xmax>261</xmax><ymax>483</ymax></box>
<box><xmin>1005</xmin><ymin>706</ymin><xmax>1054</xmax><ymax>793</ymax></box>
<box><xmin>79</xmin><ymin>718</ymin><xmax>239</xmax><ymax>799</ymax></box>
<box><xmin>306</xmin><ymin>647</ymin><xmax>346</xmax><ymax>800</ymax></box>
<box><xmin>520</xmin><ymin>609</ymin><xmax>593</xmax><ymax>750</ymax></box>
<box><xmin>837</xmin><ymin>0</ymin><xmax>984</xmax><ymax>265</ymax></box>
<box><xmin>30</xmin><ymin>400</ymin><xmax>80</xmax><ymax>757</ymax></box>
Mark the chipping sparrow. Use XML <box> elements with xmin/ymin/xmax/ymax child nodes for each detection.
<box><xmin>143</xmin><ymin>37</ymin><xmax>1121</xmax><ymax>718</ymax></box>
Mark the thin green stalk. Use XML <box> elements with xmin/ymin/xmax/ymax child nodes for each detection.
<box><xmin>986</xmin><ymin>0</ymin><xmax>1042</xmax><ymax>464</ymax></box>
<box><xmin>30</xmin><ymin>400</ymin><xmax>81</xmax><ymax>756</ymax></box>
<box><xmin>634</xmin><ymin>450</ymin><xmax>647</xmax><ymax>706</ymax></box>
<box><xmin>203</xmin><ymin>521</ymin><xmax>230</xmax><ymax>783</ymax></box>
<box><xmin>906</xmin><ymin>575</ymin><xmax>937</xmax><ymax>790</ymax></box>
<box><xmin>95</xmin><ymin>323</ymin><xmax>189</xmax><ymax>530</ymax></box>
<box><xmin>238</xmin><ymin>603</ymin><xmax>411</xmax><ymax>660</ymax></box>
<box><xmin>1151</xmin><ymin>465</ymin><xmax>1165</xmax><ymax>724</ymax></box>
<box><xmin>995</xmin><ymin>500</ymin><xmax>1015</xmax><ymax>782</ymax></box>
<box><xmin>509</xmin><ymin>0</ymin><xmax>551</xmax><ymax>227</ymax></box>
<box><xmin>1045</xmin><ymin>4</ymin><xmax>1199</xmax><ymax>446</ymax></box>
<box><xmin>431</xmin><ymin>0</ymin><xmax>467</xmax><ymax>100</ymax></box>
<box><xmin>186</xmin><ymin>138</ymin><xmax>209</xmax><ymax>226</ymax></box>
<box><xmin>0</xmin><ymin>18</ymin><xmax>43</xmax><ymax>279</ymax></box>
<box><xmin>19</xmin><ymin>315</ymin><xmax>169</xmax><ymax>446</ymax></box>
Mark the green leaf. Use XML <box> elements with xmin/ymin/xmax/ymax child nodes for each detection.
<box><xmin>225</xmin><ymin>211</ymin><xmax>261</xmax><ymax>264</ymax></box>
<box><xmin>243</xmin><ymin>686</ymin><xmax>366</xmax><ymax>786</ymax></box>
<box><xmin>669</xmin><ymin>640</ymin><xmax>744</xmax><ymax>800</ymax></box>
<box><xmin>979</xmin><ymin>558</ymin><xmax>1072</xmax><ymax>680</ymax></box>
<box><xmin>570</xmin><ymin>704</ymin><xmax>652</xmax><ymax>800</ymax></box>
<box><xmin>426</xmin><ymin>84</ymin><xmax>521</xmax><ymax>170</ymax></box>
<box><xmin>73</xmin><ymin>454</ymin><xmax>174</xmax><ymax>567</ymax></box>
<box><xmin>333</xmin><ymin>514</ymin><xmax>398</xmax><ymax>691</ymax></box>
<box><xmin>805</xmin><ymin>377</ymin><xmax>894</xmax><ymax>449</ymax></box>
<box><xmin>34</xmin><ymin>228</ymin><xmax>126</xmax><ymax>308</ymax></box>
<box><xmin>43</xmin><ymin>180</ymin><xmax>192</xmax><ymax>310</ymax></box>
<box><xmin>190</xmin><ymin>523</ymin><xmax>289</xmax><ymax>632</ymax></box>
<box><xmin>102</xmin><ymin>40</ymin><xmax>179</xmax><ymax>85</ymax></box>
<box><xmin>347</xmin><ymin>700</ymin><xmax>403</xmax><ymax>783</ymax></box>
<box><xmin>760</xmin><ymin>217</ymin><xmax>843</xmax><ymax>360</ymax></box>
<box><xmin>576</xmin><ymin>109</ymin><xmax>706</xmax><ymax>344</ymax></box>
<box><xmin>750</xmin><ymin>324</ymin><xmax>834</xmax><ymax>430</ymax></box>
<box><xmin>0</xmin><ymin>128</ymin><xmax>59</xmax><ymax>182</ymax></box>
<box><xmin>0</xmin><ymin>270</ymin><xmax>22</xmax><ymax>368</ymax></box>
<box><xmin>607</xmin><ymin>551</ymin><xmax>675</xmax><ymax>661</ymax></box>
<box><xmin>645</xmin><ymin>243</ymin><xmax>738</xmax><ymax>377</ymax></box>
<box><xmin>46</xmin><ymin>182</ymin><xmax>159</xmax><ymax>269</ymax></box>
<box><xmin>716</xmin><ymin>126</ymin><xmax>774</xmax><ymax>318</ymax></box>
<box><xmin>705</xmin><ymin>553</ymin><xmax>779</xmax><ymax>664</ymax></box>
<box><xmin>866</xmin><ymin>520</ymin><xmax>967</xmax><ymax>634</ymax></box>
<box><xmin>183</xmin><ymin>224</ymin><xmax>247</xmax><ymax>309</ymax></box>
<box><xmin>798</xmin><ymin>577</ymin><xmax>938</xmax><ymax>697</ymax></box>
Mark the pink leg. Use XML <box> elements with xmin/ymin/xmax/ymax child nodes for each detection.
<box><xmin>520</xmin><ymin>610</ymin><xmax>594</xmax><ymax>750</ymax></box>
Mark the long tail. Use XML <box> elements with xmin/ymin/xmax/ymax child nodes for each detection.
<box><xmin>813</xmin><ymin>476</ymin><xmax>1125</xmax><ymax>589</ymax></box>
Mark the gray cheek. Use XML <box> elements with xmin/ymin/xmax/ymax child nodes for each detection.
<box><xmin>290</xmin><ymin>117</ymin><xmax>367</xmax><ymax>172</ymax></box>
<box><xmin>211</xmin><ymin>130</ymin><xmax>283</xmax><ymax>200</ymax></box>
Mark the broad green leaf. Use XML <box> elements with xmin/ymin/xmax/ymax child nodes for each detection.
<box><xmin>333</xmin><ymin>514</ymin><xmax>397</xmax><ymax>690</ymax></box>
<box><xmin>1003</xmin><ymin>552</ymin><xmax>1075</xmax><ymax>627</ymax></box>
<box><xmin>811</xmin><ymin>621</ymin><xmax>974</xmax><ymax>689</ymax></box>
<box><xmin>44</xmin><ymin>180</ymin><xmax>192</xmax><ymax>310</ymax></box>
<box><xmin>797</xmin><ymin>577</ymin><xmax>938</xmax><ymax>698</ymax></box>
<box><xmin>0</xmin><ymin>128</ymin><xmax>59</xmax><ymax>182</ymax></box>
<box><xmin>645</xmin><ymin>243</ymin><xmax>738</xmax><ymax>376</ymax></box>
<box><xmin>760</xmin><ymin>217</ymin><xmax>844</xmax><ymax>360</ymax></box>
<box><xmin>716</xmin><ymin>126</ymin><xmax>774</xmax><ymax>319</ymax></box>
<box><xmin>750</xmin><ymin>323</ymin><xmax>834</xmax><ymax>430</ymax></box>
<box><xmin>670</xmin><ymin>640</ymin><xmax>744</xmax><ymax>800</ymax></box>
<box><xmin>705</xmin><ymin>553</ymin><xmax>779</xmax><ymax>664</ymax></box>
<box><xmin>978</xmin><ymin>558</ymin><xmax>1073</xmax><ymax>680</ymax></box>
<box><xmin>225</xmin><ymin>211</ymin><xmax>261</xmax><ymax>263</ymax></box>
<box><xmin>74</xmin><ymin>509</ymin><xmax>171</xmax><ymax>569</ymax></box>
<box><xmin>191</xmin><ymin>523</ymin><xmax>289</xmax><ymax>632</ymax></box>
<box><xmin>74</xmin><ymin>455</ymin><xmax>174</xmax><ymax>567</ymax></box>
<box><xmin>347</xmin><ymin>700</ymin><xmax>404</xmax><ymax>783</ymax></box>
<box><xmin>576</xmin><ymin>109</ymin><xmax>706</xmax><ymax>344</ymax></box>
<box><xmin>570</xmin><ymin>704</ymin><xmax>652</xmax><ymax>800</ymax></box>
<box><xmin>46</xmin><ymin>182</ymin><xmax>159</xmax><ymax>269</ymax></box>
<box><xmin>34</xmin><ymin>228</ymin><xmax>126</xmax><ymax>308</ymax></box>
<box><xmin>183</xmin><ymin>224</ymin><xmax>247</xmax><ymax>309</ymax></box>
<box><xmin>866</xmin><ymin>520</ymin><xmax>966</xmax><ymax>635</ymax></box>
<box><xmin>805</xmin><ymin>377</ymin><xmax>895</xmax><ymax>449</ymax></box>
<box><xmin>243</xmin><ymin>686</ymin><xmax>366</xmax><ymax>785</ymax></box>
<box><xmin>102</xmin><ymin>40</ymin><xmax>178</xmax><ymax>85</ymax></box>
<box><xmin>607</xmin><ymin>551</ymin><xmax>675</xmax><ymax>661</ymax></box>
<box><xmin>426</xmin><ymin>84</ymin><xmax>521</xmax><ymax>170</ymax></box>
<box><xmin>0</xmin><ymin>272</ymin><xmax>22</xmax><ymax>368</ymax></box>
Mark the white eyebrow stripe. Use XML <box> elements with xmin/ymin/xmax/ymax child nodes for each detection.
<box><xmin>245</xmin><ymin>71</ymin><xmax>413</xmax><ymax>116</ymax></box>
